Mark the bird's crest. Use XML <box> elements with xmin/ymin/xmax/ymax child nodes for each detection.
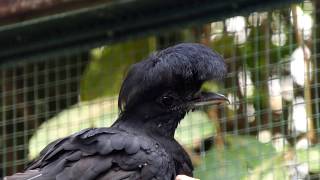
<box><xmin>118</xmin><ymin>43</ymin><xmax>227</xmax><ymax>113</ymax></box>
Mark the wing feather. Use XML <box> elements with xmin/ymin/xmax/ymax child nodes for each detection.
<box><xmin>7</xmin><ymin>127</ymin><xmax>175</xmax><ymax>180</ymax></box>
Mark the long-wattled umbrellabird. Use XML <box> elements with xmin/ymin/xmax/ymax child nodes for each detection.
<box><xmin>5</xmin><ymin>43</ymin><xmax>229</xmax><ymax>180</ymax></box>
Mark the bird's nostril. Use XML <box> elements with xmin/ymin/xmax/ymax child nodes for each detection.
<box><xmin>190</xmin><ymin>91</ymin><xmax>203</xmax><ymax>101</ymax></box>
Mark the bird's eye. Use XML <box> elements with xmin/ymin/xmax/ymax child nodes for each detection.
<box><xmin>161</xmin><ymin>96</ymin><xmax>174</xmax><ymax>106</ymax></box>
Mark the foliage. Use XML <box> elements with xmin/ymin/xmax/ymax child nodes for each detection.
<box><xmin>296</xmin><ymin>145</ymin><xmax>320</xmax><ymax>173</ymax></box>
<box><xmin>80</xmin><ymin>37</ymin><xmax>156</xmax><ymax>101</ymax></box>
<box><xmin>194</xmin><ymin>135</ymin><xmax>287</xmax><ymax>180</ymax></box>
<box><xmin>194</xmin><ymin>138</ymin><xmax>320</xmax><ymax>180</ymax></box>
<box><xmin>28</xmin><ymin>97</ymin><xmax>118</xmax><ymax>159</ymax></box>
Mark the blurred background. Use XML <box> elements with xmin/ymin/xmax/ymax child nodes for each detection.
<box><xmin>0</xmin><ymin>0</ymin><xmax>320</xmax><ymax>179</ymax></box>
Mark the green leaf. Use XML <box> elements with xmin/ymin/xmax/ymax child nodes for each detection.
<box><xmin>194</xmin><ymin>135</ymin><xmax>278</xmax><ymax>180</ymax></box>
<box><xmin>175</xmin><ymin>111</ymin><xmax>216</xmax><ymax>146</ymax></box>
<box><xmin>80</xmin><ymin>37</ymin><xmax>156</xmax><ymax>101</ymax></box>
<box><xmin>247</xmin><ymin>154</ymin><xmax>289</xmax><ymax>180</ymax></box>
<box><xmin>28</xmin><ymin>97</ymin><xmax>118</xmax><ymax>159</ymax></box>
<box><xmin>296</xmin><ymin>145</ymin><xmax>320</xmax><ymax>173</ymax></box>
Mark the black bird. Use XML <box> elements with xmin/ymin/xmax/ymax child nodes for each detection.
<box><xmin>6</xmin><ymin>43</ymin><xmax>228</xmax><ymax>180</ymax></box>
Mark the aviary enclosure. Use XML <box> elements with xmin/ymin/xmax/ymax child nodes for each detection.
<box><xmin>1</xmin><ymin>0</ymin><xmax>320</xmax><ymax>179</ymax></box>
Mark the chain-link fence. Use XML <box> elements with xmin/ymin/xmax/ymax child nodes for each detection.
<box><xmin>1</xmin><ymin>0</ymin><xmax>320</xmax><ymax>179</ymax></box>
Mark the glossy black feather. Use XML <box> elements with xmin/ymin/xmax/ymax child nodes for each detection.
<box><xmin>5</xmin><ymin>43</ymin><xmax>226</xmax><ymax>180</ymax></box>
<box><xmin>118</xmin><ymin>43</ymin><xmax>226</xmax><ymax>112</ymax></box>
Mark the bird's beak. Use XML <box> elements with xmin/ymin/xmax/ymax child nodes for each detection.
<box><xmin>192</xmin><ymin>91</ymin><xmax>229</xmax><ymax>107</ymax></box>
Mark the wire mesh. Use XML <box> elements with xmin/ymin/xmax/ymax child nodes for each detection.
<box><xmin>1</xmin><ymin>0</ymin><xmax>320</xmax><ymax>179</ymax></box>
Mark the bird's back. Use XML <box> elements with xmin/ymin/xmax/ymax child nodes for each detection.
<box><xmin>5</xmin><ymin>127</ymin><xmax>192</xmax><ymax>180</ymax></box>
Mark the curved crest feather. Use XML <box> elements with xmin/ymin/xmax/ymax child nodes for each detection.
<box><xmin>118</xmin><ymin>43</ymin><xmax>227</xmax><ymax>113</ymax></box>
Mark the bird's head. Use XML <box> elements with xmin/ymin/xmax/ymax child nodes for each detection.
<box><xmin>116</xmin><ymin>43</ymin><xmax>228</xmax><ymax>136</ymax></box>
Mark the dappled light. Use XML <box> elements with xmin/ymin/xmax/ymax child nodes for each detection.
<box><xmin>290</xmin><ymin>46</ymin><xmax>312</xmax><ymax>86</ymax></box>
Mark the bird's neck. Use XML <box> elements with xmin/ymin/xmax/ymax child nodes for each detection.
<box><xmin>112</xmin><ymin>103</ymin><xmax>185</xmax><ymax>138</ymax></box>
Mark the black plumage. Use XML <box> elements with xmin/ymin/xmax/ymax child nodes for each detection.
<box><xmin>5</xmin><ymin>43</ymin><xmax>228</xmax><ymax>180</ymax></box>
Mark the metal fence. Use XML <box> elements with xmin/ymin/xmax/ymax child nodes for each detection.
<box><xmin>1</xmin><ymin>0</ymin><xmax>320</xmax><ymax>179</ymax></box>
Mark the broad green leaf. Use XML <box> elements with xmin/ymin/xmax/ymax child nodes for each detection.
<box><xmin>194</xmin><ymin>135</ymin><xmax>278</xmax><ymax>180</ymax></box>
<box><xmin>28</xmin><ymin>97</ymin><xmax>118</xmax><ymax>159</ymax></box>
<box><xmin>80</xmin><ymin>37</ymin><xmax>156</xmax><ymax>101</ymax></box>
